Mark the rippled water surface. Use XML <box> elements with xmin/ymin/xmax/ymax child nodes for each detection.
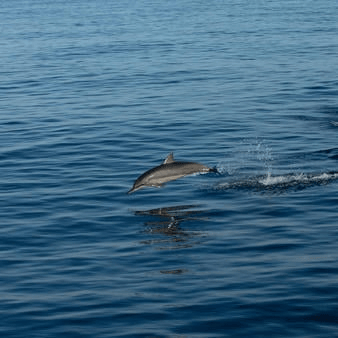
<box><xmin>1</xmin><ymin>1</ymin><xmax>338</xmax><ymax>337</ymax></box>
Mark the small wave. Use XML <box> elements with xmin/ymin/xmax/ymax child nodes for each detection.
<box><xmin>330</xmin><ymin>121</ymin><xmax>338</xmax><ymax>127</ymax></box>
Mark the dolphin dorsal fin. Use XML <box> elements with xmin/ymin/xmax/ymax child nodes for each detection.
<box><xmin>163</xmin><ymin>152</ymin><xmax>175</xmax><ymax>164</ymax></box>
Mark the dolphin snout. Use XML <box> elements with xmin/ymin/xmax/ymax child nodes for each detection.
<box><xmin>128</xmin><ymin>185</ymin><xmax>143</xmax><ymax>194</ymax></box>
<box><xmin>127</xmin><ymin>187</ymin><xmax>135</xmax><ymax>194</ymax></box>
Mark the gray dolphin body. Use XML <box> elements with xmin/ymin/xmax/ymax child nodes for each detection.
<box><xmin>128</xmin><ymin>153</ymin><xmax>216</xmax><ymax>194</ymax></box>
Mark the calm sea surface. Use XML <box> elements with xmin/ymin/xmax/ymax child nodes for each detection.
<box><xmin>1</xmin><ymin>0</ymin><xmax>338</xmax><ymax>337</ymax></box>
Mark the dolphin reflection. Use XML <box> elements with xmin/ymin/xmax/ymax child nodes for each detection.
<box><xmin>135</xmin><ymin>205</ymin><xmax>208</xmax><ymax>249</ymax></box>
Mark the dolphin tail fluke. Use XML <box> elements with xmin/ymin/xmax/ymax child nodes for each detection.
<box><xmin>210</xmin><ymin>166</ymin><xmax>220</xmax><ymax>174</ymax></box>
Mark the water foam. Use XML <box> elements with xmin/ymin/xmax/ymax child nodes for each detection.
<box><xmin>259</xmin><ymin>173</ymin><xmax>307</xmax><ymax>186</ymax></box>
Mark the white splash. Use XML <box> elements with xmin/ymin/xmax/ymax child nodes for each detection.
<box><xmin>216</xmin><ymin>139</ymin><xmax>274</xmax><ymax>176</ymax></box>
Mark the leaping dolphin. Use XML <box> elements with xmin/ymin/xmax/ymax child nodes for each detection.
<box><xmin>128</xmin><ymin>152</ymin><xmax>216</xmax><ymax>194</ymax></box>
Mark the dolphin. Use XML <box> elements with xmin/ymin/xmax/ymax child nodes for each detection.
<box><xmin>128</xmin><ymin>152</ymin><xmax>216</xmax><ymax>194</ymax></box>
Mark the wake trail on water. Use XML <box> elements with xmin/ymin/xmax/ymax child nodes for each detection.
<box><xmin>212</xmin><ymin>171</ymin><xmax>338</xmax><ymax>193</ymax></box>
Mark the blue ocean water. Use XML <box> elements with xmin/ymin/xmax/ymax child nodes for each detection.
<box><xmin>1</xmin><ymin>0</ymin><xmax>338</xmax><ymax>337</ymax></box>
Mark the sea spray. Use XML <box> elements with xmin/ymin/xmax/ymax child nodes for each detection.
<box><xmin>216</xmin><ymin>138</ymin><xmax>274</xmax><ymax>177</ymax></box>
